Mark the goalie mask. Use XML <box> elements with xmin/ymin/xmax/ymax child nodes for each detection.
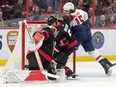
<box><xmin>47</xmin><ymin>16</ymin><xmax>57</xmax><ymax>26</ymax></box>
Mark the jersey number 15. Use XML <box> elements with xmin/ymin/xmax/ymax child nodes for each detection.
<box><xmin>75</xmin><ymin>15</ymin><xmax>84</xmax><ymax>25</ymax></box>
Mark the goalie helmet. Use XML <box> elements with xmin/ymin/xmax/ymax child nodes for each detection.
<box><xmin>63</xmin><ymin>2</ymin><xmax>74</xmax><ymax>11</ymax></box>
<box><xmin>47</xmin><ymin>16</ymin><xmax>57</xmax><ymax>25</ymax></box>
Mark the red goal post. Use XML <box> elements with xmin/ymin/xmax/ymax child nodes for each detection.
<box><xmin>21</xmin><ymin>21</ymin><xmax>47</xmax><ymax>70</ymax></box>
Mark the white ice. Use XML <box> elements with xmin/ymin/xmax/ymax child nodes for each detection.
<box><xmin>0</xmin><ymin>61</ymin><xmax>116</xmax><ymax>87</ymax></box>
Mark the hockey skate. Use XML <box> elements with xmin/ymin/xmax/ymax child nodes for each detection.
<box><xmin>103</xmin><ymin>58</ymin><xmax>116</xmax><ymax>67</ymax></box>
<box><xmin>62</xmin><ymin>66</ymin><xmax>79</xmax><ymax>80</ymax></box>
<box><xmin>66</xmin><ymin>73</ymin><xmax>78</xmax><ymax>80</ymax></box>
<box><xmin>47</xmin><ymin>63</ymin><xmax>57</xmax><ymax>81</ymax></box>
<box><xmin>99</xmin><ymin>58</ymin><xmax>116</xmax><ymax>76</ymax></box>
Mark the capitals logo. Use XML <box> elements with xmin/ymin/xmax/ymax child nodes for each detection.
<box><xmin>92</xmin><ymin>31</ymin><xmax>104</xmax><ymax>49</ymax></box>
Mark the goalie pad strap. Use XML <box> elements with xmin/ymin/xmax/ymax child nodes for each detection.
<box><xmin>38</xmin><ymin>49</ymin><xmax>52</xmax><ymax>62</ymax></box>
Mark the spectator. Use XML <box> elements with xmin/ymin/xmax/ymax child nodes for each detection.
<box><xmin>106</xmin><ymin>0</ymin><xmax>115</xmax><ymax>14</ymax></box>
<box><xmin>83</xmin><ymin>0</ymin><xmax>92</xmax><ymax>12</ymax></box>
<box><xmin>28</xmin><ymin>0</ymin><xmax>37</xmax><ymax>17</ymax></box>
<box><xmin>31</xmin><ymin>6</ymin><xmax>42</xmax><ymax>21</ymax></box>
<box><xmin>1</xmin><ymin>1</ymin><xmax>14</xmax><ymax>20</ymax></box>
<box><xmin>107</xmin><ymin>15</ymin><xmax>116</xmax><ymax>28</ymax></box>
<box><xmin>94</xmin><ymin>0</ymin><xmax>103</xmax><ymax>15</ymax></box>
<box><xmin>89</xmin><ymin>16</ymin><xmax>98</xmax><ymax>27</ymax></box>
<box><xmin>88</xmin><ymin>6</ymin><xmax>99</xmax><ymax>27</ymax></box>
<box><xmin>98</xmin><ymin>0</ymin><xmax>108</xmax><ymax>6</ymax></box>
<box><xmin>46</xmin><ymin>6</ymin><xmax>54</xmax><ymax>14</ymax></box>
<box><xmin>40</xmin><ymin>5</ymin><xmax>55</xmax><ymax>21</ymax></box>
<box><xmin>88</xmin><ymin>6</ymin><xmax>93</xmax><ymax>18</ymax></box>
<box><xmin>76</xmin><ymin>0</ymin><xmax>87</xmax><ymax>12</ymax></box>
<box><xmin>111</xmin><ymin>0</ymin><xmax>116</xmax><ymax>14</ymax></box>
<box><xmin>96</xmin><ymin>15</ymin><xmax>108</xmax><ymax>27</ymax></box>
<box><xmin>0</xmin><ymin>7</ymin><xmax>4</xmax><ymax>27</ymax></box>
<box><xmin>105</xmin><ymin>0</ymin><xmax>113</xmax><ymax>7</ymax></box>
<box><xmin>13</xmin><ymin>0</ymin><xmax>26</xmax><ymax>18</ymax></box>
<box><xmin>64</xmin><ymin>0</ymin><xmax>78</xmax><ymax>7</ymax></box>
<box><xmin>33</xmin><ymin>0</ymin><xmax>47</xmax><ymax>13</ymax></box>
<box><xmin>33</xmin><ymin>6</ymin><xmax>41</xmax><ymax>15</ymax></box>
<box><xmin>46</xmin><ymin>0</ymin><xmax>60</xmax><ymax>13</ymax></box>
<box><xmin>4</xmin><ymin>0</ymin><xmax>17</xmax><ymax>5</ymax></box>
<box><xmin>0</xmin><ymin>0</ymin><xmax>4</xmax><ymax>6</ymax></box>
<box><xmin>0</xmin><ymin>8</ymin><xmax>3</xmax><ymax>18</ymax></box>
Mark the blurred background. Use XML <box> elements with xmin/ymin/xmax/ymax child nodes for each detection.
<box><xmin>0</xmin><ymin>0</ymin><xmax>116</xmax><ymax>28</ymax></box>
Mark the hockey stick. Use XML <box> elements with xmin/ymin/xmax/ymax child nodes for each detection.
<box><xmin>34</xmin><ymin>51</ymin><xmax>59</xmax><ymax>79</ymax></box>
<box><xmin>24</xmin><ymin>20</ymin><xmax>60</xmax><ymax>79</ymax></box>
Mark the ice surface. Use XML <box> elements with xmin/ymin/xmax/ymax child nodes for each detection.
<box><xmin>0</xmin><ymin>61</ymin><xmax>116</xmax><ymax>87</ymax></box>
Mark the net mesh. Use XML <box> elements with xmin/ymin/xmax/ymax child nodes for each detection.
<box><xmin>5</xmin><ymin>21</ymin><xmax>47</xmax><ymax>70</ymax></box>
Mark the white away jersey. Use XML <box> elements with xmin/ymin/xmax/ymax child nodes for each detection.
<box><xmin>70</xmin><ymin>9</ymin><xmax>88</xmax><ymax>27</ymax></box>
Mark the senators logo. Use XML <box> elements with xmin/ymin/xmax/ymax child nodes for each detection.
<box><xmin>92</xmin><ymin>31</ymin><xmax>104</xmax><ymax>49</ymax></box>
<box><xmin>7</xmin><ymin>31</ymin><xmax>19</xmax><ymax>52</ymax></box>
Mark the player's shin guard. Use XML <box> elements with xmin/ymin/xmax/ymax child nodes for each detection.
<box><xmin>27</xmin><ymin>52</ymin><xmax>39</xmax><ymax>70</ymax></box>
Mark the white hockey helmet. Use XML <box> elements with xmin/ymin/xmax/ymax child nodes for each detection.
<box><xmin>63</xmin><ymin>2</ymin><xmax>74</xmax><ymax>11</ymax></box>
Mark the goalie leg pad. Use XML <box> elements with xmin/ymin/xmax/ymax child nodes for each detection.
<box><xmin>25</xmin><ymin>70</ymin><xmax>47</xmax><ymax>81</ymax></box>
<box><xmin>27</xmin><ymin>52</ymin><xmax>39</xmax><ymax>70</ymax></box>
<box><xmin>5</xmin><ymin>72</ymin><xmax>21</xmax><ymax>83</ymax></box>
<box><xmin>5</xmin><ymin>70</ymin><xmax>47</xmax><ymax>83</ymax></box>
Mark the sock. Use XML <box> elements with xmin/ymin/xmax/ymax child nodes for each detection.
<box><xmin>88</xmin><ymin>50</ymin><xmax>103</xmax><ymax>62</ymax></box>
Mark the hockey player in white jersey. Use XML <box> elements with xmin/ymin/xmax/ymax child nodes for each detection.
<box><xmin>62</xmin><ymin>2</ymin><xmax>116</xmax><ymax>76</ymax></box>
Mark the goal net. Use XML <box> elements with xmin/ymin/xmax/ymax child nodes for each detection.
<box><xmin>2</xmin><ymin>21</ymin><xmax>47</xmax><ymax>71</ymax></box>
<box><xmin>3</xmin><ymin>21</ymin><xmax>76</xmax><ymax>73</ymax></box>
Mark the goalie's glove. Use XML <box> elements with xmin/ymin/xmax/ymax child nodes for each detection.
<box><xmin>28</xmin><ymin>40</ymin><xmax>37</xmax><ymax>51</ymax></box>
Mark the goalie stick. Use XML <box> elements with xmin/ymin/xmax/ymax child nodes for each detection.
<box><xmin>23</xmin><ymin>20</ymin><xmax>60</xmax><ymax>79</ymax></box>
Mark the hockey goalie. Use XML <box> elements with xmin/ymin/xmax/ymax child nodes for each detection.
<box><xmin>1</xmin><ymin>21</ymin><xmax>65</xmax><ymax>83</ymax></box>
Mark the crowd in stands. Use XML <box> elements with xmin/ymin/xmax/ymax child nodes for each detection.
<box><xmin>0</xmin><ymin>0</ymin><xmax>116</xmax><ymax>28</ymax></box>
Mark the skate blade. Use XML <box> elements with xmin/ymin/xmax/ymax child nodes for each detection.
<box><xmin>112</xmin><ymin>63</ymin><xmax>116</xmax><ymax>66</ymax></box>
<box><xmin>66</xmin><ymin>76</ymin><xmax>79</xmax><ymax>80</ymax></box>
<box><xmin>107</xmin><ymin>69</ymin><xmax>112</xmax><ymax>76</ymax></box>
